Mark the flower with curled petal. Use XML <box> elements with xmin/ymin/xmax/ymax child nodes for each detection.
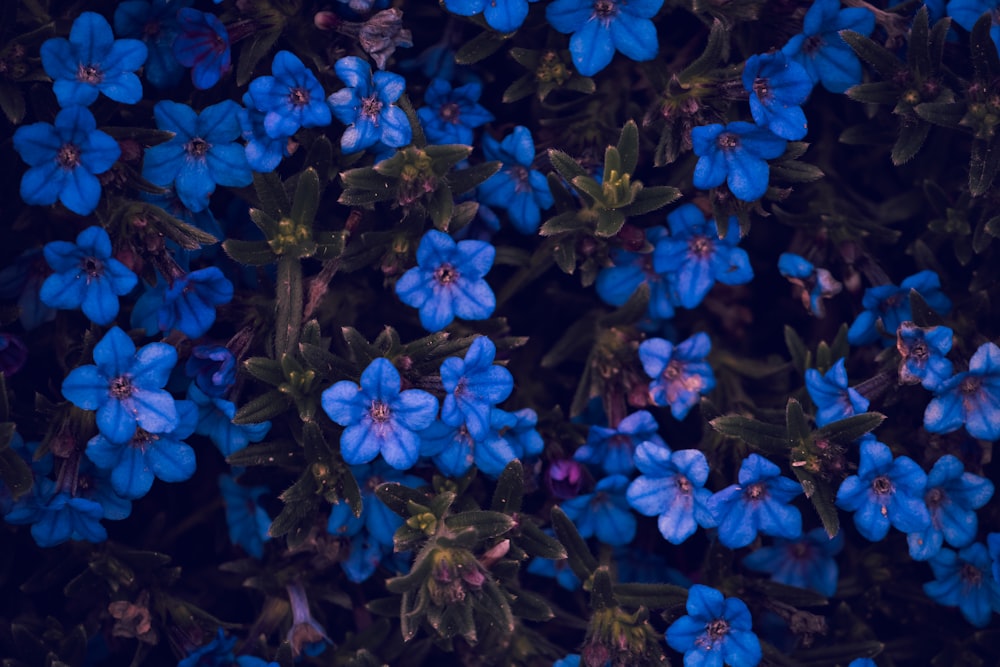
<box><xmin>924</xmin><ymin>342</ymin><xmax>1000</xmax><ymax>441</ymax></box>
<box><xmin>638</xmin><ymin>332</ymin><xmax>715</xmax><ymax>420</ymax></box>
<box><xmin>626</xmin><ymin>443</ymin><xmax>715</xmax><ymax>545</ymax></box>
<box><xmin>440</xmin><ymin>336</ymin><xmax>513</xmax><ymax>440</ymax></box>
<box><xmin>173</xmin><ymin>8</ymin><xmax>231</xmax><ymax>90</ymax></box>
<box><xmin>328</xmin><ymin>56</ymin><xmax>411</xmax><ymax>153</ymax></box>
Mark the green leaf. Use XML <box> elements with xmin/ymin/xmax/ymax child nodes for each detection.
<box><xmin>447</xmin><ymin>161</ymin><xmax>502</xmax><ymax>195</ymax></box>
<box><xmin>226</xmin><ymin>439</ymin><xmax>302</xmax><ymax>467</ymax></box>
<box><xmin>291</xmin><ymin>168</ymin><xmax>320</xmax><ymax>229</ymax></box>
<box><xmin>237</xmin><ymin>28</ymin><xmax>282</xmax><ymax>86</ymax></box>
<box><xmin>616</xmin><ymin>120</ymin><xmax>639</xmax><ymax>175</ymax></box>
<box><xmin>570</xmin><ymin>175</ymin><xmax>604</xmax><ymax>204</ymax></box>
<box><xmin>679</xmin><ymin>19</ymin><xmax>729</xmax><ymax>82</ymax></box>
<box><xmin>0</xmin><ymin>443</ymin><xmax>33</xmax><ymax>500</ymax></box>
<box><xmin>0</xmin><ymin>80</ymin><xmax>26</xmax><ymax>125</ymax></box>
<box><xmin>491</xmin><ymin>460</ymin><xmax>524</xmax><ymax>514</ymax></box>
<box><xmin>548</xmin><ymin>149</ymin><xmax>588</xmax><ymax>182</ymax></box>
<box><xmin>769</xmin><ymin>160</ymin><xmax>825</xmax><ymax>183</ymax></box>
<box><xmin>969</xmin><ymin>138</ymin><xmax>1000</xmax><ymax>196</ymax></box>
<box><xmin>590</xmin><ymin>567</ymin><xmax>617</xmax><ymax>611</ymax></box>
<box><xmin>594</xmin><ymin>208</ymin><xmax>626</xmax><ymax>237</ymax></box>
<box><xmin>550</xmin><ymin>506</ymin><xmax>598</xmax><ymax>581</ymax></box>
<box><xmin>510</xmin><ymin>589</ymin><xmax>554</xmax><ymax>621</ymax></box>
<box><xmin>375</xmin><ymin>482</ymin><xmax>430</xmax><ymax>518</ymax></box>
<box><xmin>784</xmin><ymin>325</ymin><xmax>809</xmax><ymax>375</ymax></box>
<box><xmin>275</xmin><ymin>256</ymin><xmax>303</xmax><ymax>356</ymax></box>
<box><xmin>540</xmin><ymin>211</ymin><xmax>584</xmax><ymax>236</ymax></box>
<box><xmin>455</xmin><ymin>30</ymin><xmax>507</xmax><ymax>65</ymax></box>
<box><xmin>891</xmin><ymin>120</ymin><xmax>930</xmax><ymax>166</ymax></box>
<box><xmin>612</xmin><ymin>583</ymin><xmax>688</xmax><ymax>610</ymax></box>
<box><xmin>314</xmin><ymin>230</ymin><xmax>348</xmax><ymax>261</ymax></box>
<box><xmin>617</xmin><ymin>185</ymin><xmax>682</xmax><ymax>217</ymax></box>
<box><xmin>253</xmin><ymin>171</ymin><xmax>290</xmax><ymax>217</ymax></box>
<box><xmin>516</xmin><ymin>520</ymin><xmax>567</xmax><ymax>559</ymax></box>
<box><xmin>792</xmin><ymin>465</ymin><xmax>840</xmax><ymax>538</ymax></box>
<box><xmin>270</xmin><ymin>474</ymin><xmax>320</xmax><ymax>546</ymax></box>
<box><xmin>841</xmin><ymin>30</ymin><xmax>903</xmax><ymax>76</ymax></box>
<box><xmin>428</xmin><ymin>184</ymin><xmax>454</xmax><ymax>231</ymax></box>
<box><xmin>914</xmin><ymin>101</ymin><xmax>966</xmax><ymax>129</ymax></box>
<box><xmin>785</xmin><ymin>398</ymin><xmax>811</xmax><ymax>446</ymax></box>
<box><xmin>502</xmin><ymin>74</ymin><xmax>536</xmax><ymax>103</ymax></box>
<box><xmin>444</xmin><ymin>510</ymin><xmax>515</xmax><ymax>539</ymax></box>
<box><xmin>907</xmin><ymin>7</ymin><xmax>931</xmax><ymax>77</ymax></box>
<box><xmin>233</xmin><ymin>390</ymin><xmax>291</xmax><ymax>424</ymax></box>
<box><xmin>553</xmin><ymin>239</ymin><xmax>577</xmax><ymax>274</ymax></box>
<box><xmin>971</xmin><ymin>14</ymin><xmax>1000</xmax><ymax>81</ymax></box>
<box><xmin>222</xmin><ymin>239</ymin><xmax>276</xmax><ymax>266</ymax></box>
<box><xmin>243</xmin><ymin>356</ymin><xmax>285</xmax><ymax>387</ymax></box>
<box><xmin>845</xmin><ymin>82</ymin><xmax>901</xmax><ymax>105</ymax></box>
<box><xmin>710</xmin><ymin>415</ymin><xmax>790</xmax><ymax>455</ymax></box>
<box><xmin>815</xmin><ymin>412</ymin><xmax>886</xmax><ymax>445</ymax></box>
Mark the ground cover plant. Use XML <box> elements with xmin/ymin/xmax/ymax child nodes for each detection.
<box><xmin>2</xmin><ymin>0</ymin><xmax>1000</xmax><ymax>665</ymax></box>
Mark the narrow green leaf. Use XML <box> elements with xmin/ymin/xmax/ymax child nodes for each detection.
<box><xmin>971</xmin><ymin>14</ymin><xmax>1000</xmax><ymax>81</ymax></box>
<box><xmin>785</xmin><ymin>398</ymin><xmax>811</xmax><ymax>446</ymax></box>
<box><xmin>792</xmin><ymin>465</ymin><xmax>840</xmax><ymax>537</ymax></box>
<box><xmin>570</xmin><ymin>175</ymin><xmax>604</xmax><ymax>203</ymax></box>
<box><xmin>242</xmin><ymin>356</ymin><xmax>285</xmax><ymax>387</ymax></box>
<box><xmin>553</xmin><ymin>239</ymin><xmax>577</xmax><ymax>274</ymax></box>
<box><xmin>290</xmin><ymin>168</ymin><xmax>320</xmax><ymax>229</ymax></box>
<box><xmin>491</xmin><ymin>460</ymin><xmax>524</xmax><ymax>514</ymax></box>
<box><xmin>594</xmin><ymin>208</ymin><xmax>626</xmax><ymax>237</ymax></box>
<box><xmin>617</xmin><ymin>185</ymin><xmax>682</xmax><ymax>217</ymax></box>
<box><xmin>845</xmin><ymin>82</ymin><xmax>901</xmax><ymax>105</ymax></box>
<box><xmin>929</xmin><ymin>17</ymin><xmax>952</xmax><ymax>69</ymax></box>
<box><xmin>503</xmin><ymin>74</ymin><xmax>536</xmax><ymax>103</ymax></box>
<box><xmin>914</xmin><ymin>101</ymin><xmax>966</xmax><ymax>129</ymax></box>
<box><xmin>550</xmin><ymin>506</ymin><xmax>598</xmax><ymax>580</ymax></box>
<box><xmin>548</xmin><ymin>149</ymin><xmax>588</xmax><ymax>182</ymax></box>
<box><xmin>225</xmin><ymin>439</ymin><xmax>302</xmax><ymax>467</ymax></box>
<box><xmin>815</xmin><ymin>412</ymin><xmax>886</xmax><ymax>445</ymax></box>
<box><xmin>710</xmin><ymin>415</ymin><xmax>790</xmax><ymax>454</ymax></box>
<box><xmin>602</xmin><ymin>146</ymin><xmax>622</xmax><ymax>184</ymax></box>
<box><xmin>590</xmin><ymin>567</ymin><xmax>617</xmax><ymax>611</ymax></box>
<box><xmin>275</xmin><ymin>256</ymin><xmax>303</xmax><ymax>356</ymax></box>
<box><xmin>616</xmin><ymin>120</ymin><xmax>640</xmax><ymax>174</ymax></box>
<box><xmin>891</xmin><ymin>120</ymin><xmax>930</xmax><ymax>166</ymax></box>
<box><xmin>444</xmin><ymin>510</ymin><xmax>515</xmax><ymax>539</ymax></box>
<box><xmin>612</xmin><ymin>583</ymin><xmax>688</xmax><ymax>610</ymax></box>
<box><xmin>907</xmin><ymin>7</ymin><xmax>931</xmax><ymax>77</ymax></box>
<box><xmin>0</xmin><ymin>81</ymin><xmax>25</xmax><ymax>125</ymax></box>
<box><xmin>841</xmin><ymin>30</ymin><xmax>903</xmax><ymax>76</ymax></box>
<box><xmin>769</xmin><ymin>160</ymin><xmax>825</xmax><ymax>183</ymax></box>
<box><xmin>447</xmin><ymin>161</ymin><xmax>501</xmax><ymax>195</ymax></box>
<box><xmin>222</xmin><ymin>239</ymin><xmax>276</xmax><ymax>266</ymax></box>
<box><xmin>510</xmin><ymin>589</ymin><xmax>554</xmax><ymax>621</ymax></box>
<box><xmin>237</xmin><ymin>28</ymin><xmax>282</xmax><ymax>86</ymax></box>
<box><xmin>678</xmin><ymin>19</ymin><xmax>729</xmax><ymax>82</ymax></box>
<box><xmin>375</xmin><ymin>482</ymin><xmax>430</xmax><ymax>518</ymax></box>
<box><xmin>455</xmin><ymin>30</ymin><xmax>507</xmax><ymax>64</ymax></box>
<box><xmin>784</xmin><ymin>325</ymin><xmax>808</xmax><ymax>375</ymax></box>
<box><xmin>517</xmin><ymin>520</ymin><xmax>567</xmax><ymax>559</ymax></box>
<box><xmin>0</xmin><ymin>446</ymin><xmax>33</xmax><ymax>500</ymax></box>
<box><xmin>969</xmin><ymin>138</ymin><xmax>1000</xmax><ymax>196</ymax></box>
<box><xmin>253</xmin><ymin>171</ymin><xmax>290</xmax><ymax>217</ymax></box>
<box><xmin>233</xmin><ymin>390</ymin><xmax>291</xmax><ymax>424</ymax></box>
<box><xmin>540</xmin><ymin>211</ymin><xmax>584</xmax><ymax>236</ymax></box>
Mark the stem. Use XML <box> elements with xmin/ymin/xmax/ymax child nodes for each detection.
<box><xmin>275</xmin><ymin>255</ymin><xmax>303</xmax><ymax>357</ymax></box>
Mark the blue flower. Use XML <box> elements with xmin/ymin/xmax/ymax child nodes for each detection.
<box><xmin>328</xmin><ymin>56</ymin><xmax>411</xmax><ymax>153</ymax></box>
<box><xmin>546</xmin><ymin>0</ymin><xmax>663</xmax><ymax>76</ymax></box>
<box><xmin>949</xmin><ymin>0</ymin><xmax>1000</xmax><ymax>51</ymax></box>
<box><xmin>219</xmin><ymin>473</ymin><xmax>271</xmax><ymax>559</ymax></box>
<box><xmin>576</xmin><ymin>410</ymin><xmax>667</xmax><ymax>475</ymax></box>
<box><xmin>781</xmin><ymin>0</ymin><xmax>875</xmax><ymax>93</ymax></box>
<box><xmin>178</xmin><ymin>629</ymin><xmax>276</xmax><ymax>667</ymax></box>
<box><xmin>907</xmin><ymin>455</ymin><xmax>994</xmax><ymax>561</ymax></box>
<box><xmin>626</xmin><ymin>443</ymin><xmax>715</xmax><ymax>544</ymax></box>
<box><xmin>847</xmin><ymin>271</ymin><xmax>951</xmax><ymax>346</ymax></box>
<box><xmin>420</xmin><ymin>419</ymin><xmax>511</xmax><ymax>477</ymax></box>
<box><xmin>443</xmin><ymin>0</ymin><xmax>534</xmax><ymax>33</ymax></box>
<box><xmin>41</xmin><ymin>12</ymin><xmax>147</xmax><ymax>107</ymax></box>
<box><xmin>185</xmin><ymin>344</ymin><xmax>237</xmax><ymax>397</ymax></box>
<box><xmin>778</xmin><ymin>253</ymin><xmax>842</xmax><ymax>317</ymax></box>
<box><xmin>417</xmin><ymin>78</ymin><xmax>494</xmax><ymax>145</ymax></box>
<box><xmin>924</xmin><ymin>543</ymin><xmax>1000</xmax><ymax>628</ymax></box>
<box><xmin>835</xmin><ymin>439</ymin><xmax>930</xmax><ymax>542</ymax></box>
<box><xmin>638</xmin><ymin>332</ymin><xmax>715</xmax><ymax>420</ymax></box>
<box><xmin>322</xmin><ymin>358</ymin><xmax>438</xmax><ymax>470</ymax></box>
<box><xmin>478</xmin><ymin>126</ymin><xmax>554</xmax><ymax>234</ymax></box>
<box><xmin>159</xmin><ymin>267</ymin><xmax>233</xmax><ymax>338</ymax></box>
<box><xmin>85</xmin><ymin>400</ymin><xmax>198</xmax><ymax>499</ymax></box>
<box><xmin>440</xmin><ymin>336</ymin><xmax>514</xmax><ymax>440</ymax></box>
<box><xmin>707</xmin><ymin>453</ymin><xmax>803</xmax><ymax>549</ymax></box>
<box><xmin>653</xmin><ymin>204</ymin><xmax>753</xmax><ymax>309</ymax></box>
<box><xmin>4</xmin><ymin>478</ymin><xmax>108</xmax><ymax>548</ymax></box>
<box><xmin>743</xmin><ymin>527</ymin><xmax>844</xmax><ymax>597</ymax></box>
<box><xmin>665</xmin><ymin>584</ymin><xmax>762</xmax><ymax>667</ymax></box>
<box><xmin>691</xmin><ymin>121</ymin><xmax>787</xmax><ymax>202</ymax></box>
<box><xmin>596</xmin><ymin>226</ymin><xmax>677</xmax><ymax>321</ymax></box>
<box><xmin>188</xmin><ymin>384</ymin><xmax>271</xmax><ymax>457</ymax></box>
<box><xmin>805</xmin><ymin>358</ymin><xmax>869</xmax><ymax>427</ymax></box>
<box><xmin>173</xmin><ymin>8</ymin><xmax>231</xmax><ymax>90</ymax></box>
<box><xmin>989</xmin><ymin>532</ymin><xmax>1000</xmax><ymax>584</ymax></box>
<box><xmin>248</xmin><ymin>51</ymin><xmax>332</xmax><ymax>139</ymax></box>
<box><xmin>924</xmin><ymin>342</ymin><xmax>1000</xmax><ymax>441</ymax></box>
<box><xmin>143</xmin><ymin>100</ymin><xmax>253</xmax><ymax>213</ymax></box>
<box><xmin>285</xmin><ymin>581</ymin><xmax>332</xmax><ymax>657</ymax></box>
<box><xmin>62</xmin><ymin>326</ymin><xmax>178</xmax><ymax>444</ymax></box>
<box><xmin>395</xmin><ymin>229</ymin><xmax>496</xmax><ymax>331</ymax></box>
<box><xmin>239</xmin><ymin>93</ymin><xmax>292</xmax><ymax>173</ymax></box>
<box><xmin>114</xmin><ymin>0</ymin><xmax>191</xmax><ymax>89</ymax></box>
<box><xmin>560</xmin><ymin>474</ymin><xmax>636</xmax><ymax>546</ymax></box>
<box><xmin>743</xmin><ymin>52</ymin><xmax>812</xmax><ymax>140</ymax></box>
<box><xmin>13</xmin><ymin>105</ymin><xmax>121</xmax><ymax>215</ymax></box>
<box><xmin>39</xmin><ymin>226</ymin><xmax>137</xmax><ymax>326</ymax></box>
<box><xmin>896</xmin><ymin>322</ymin><xmax>953</xmax><ymax>391</ymax></box>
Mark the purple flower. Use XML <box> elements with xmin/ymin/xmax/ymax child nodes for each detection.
<box><xmin>443</xmin><ymin>0</ymin><xmax>534</xmax><ymax>33</ymax></box>
<box><xmin>638</xmin><ymin>332</ymin><xmax>716</xmax><ymax>420</ymax></box>
<box><xmin>781</xmin><ymin>0</ymin><xmax>875</xmax><ymax>93</ymax></box>
<box><xmin>596</xmin><ymin>226</ymin><xmax>678</xmax><ymax>320</ymax></box>
<box><xmin>707</xmin><ymin>453</ymin><xmax>803</xmax><ymax>549</ymax></box>
<box><xmin>158</xmin><ymin>267</ymin><xmax>234</xmax><ymax>338</ymax></box>
<box><xmin>4</xmin><ymin>478</ymin><xmax>108</xmax><ymax>548</ymax></box>
<box><xmin>896</xmin><ymin>322</ymin><xmax>953</xmax><ymax>391</ymax></box>
<box><xmin>742</xmin><ymin>52</ymin><xmax>812</xmax><ymax>140</ymax></box>
<box><xmin>114</xmin><ymin>0</ymin><xmax>191</xmax><ymax>89</ymax></box>
<box><xmin>626</xmin><ymin>443</ymin><xmax>715</xmax><ymax>544</ymax></box>
<box><xmin>173</xmin><ymin>8</ymin><xmax>231</xmax><ymax>90</ymax></box>
<box><xmin>188</xmin><ymin>384</ymin><xmax>271</xmax><ymax>457</ymax></box>
<box><xmin>61</xmin><ymin>326</ymin><xmax>178</xmax><ymax>443</ymax></box>
<box><xmin>691</xmin><ymin>121</ymin><xmax>786</xmax><ymax>202</ymax></box>
<box><xmin>185</xmin><ymin>344</ymin><xmax>237</xmax><ymax>397</ymax></box>
<box><xmin>924</xmin><ymin>342</ymin><xmax>1000</xmax><ymax>441</ymax></box>
<box><xmin>743</xmin><ymin>527</ymin><xmax>844</xmax><ymax>597</ymax></box>
<box><xmin>219</xmin><ymin>474</ymin><xmax>271</xmax><ymax>559</ymax></box>
<box><xmin>39</xmin><ymin>226</ymin><xmax>137</xmax><ymax>326</ymax></box>
<box><xmin>321</xmin><ymin>358</ymin><xmax>438</xmax><ymax>470</ymax></box>
<box><xmin>805</xmin><ymin>358</ymin><xmax>869</xmax><ymax>427</ymax></box>
<box><xmin>41</xmin><ymin>12</ymin><xmax>147</xmax><ymax>107</ymax></box>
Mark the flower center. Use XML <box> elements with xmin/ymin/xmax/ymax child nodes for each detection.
<box><xmin>745</xmin><ymin>482</ymin><xmax>766</xmax><ymax>501</ymax></box>
<box><xmin>289</xmin><ymin>87</ymin><xmax>310</xmax><ymax>107</ymax></box>
<box><xmin>752</xmin><ymin>76</ymin><xmax>771</xmax><ymax>101</ymax></box>
<box><xmin>110</xmin><ymin>376</ymin><xmax>134</xmax><ymax>400</ymax></box>
<box><xmin>76</xmin><ymin>63</ymin><xmax>103</xmax><ymax>84</ymax></box>
<box><xmin>594</xmin><ymin>0</ymin><xmax>617</xmax><ymax>20</ymax></box>
<box><xmin>717</xmin><ymin>132</ymin><xmax>740</xmax><ymax>151</ymax></box>
<box><xmin>82</xmin><ymin>256</ymin><xmax>103</xmax><ymax>278</ymax></box>
<box><xmin>961</xmin><ymin>563</ymin><xmax>983</xmax><ymax>585</ymax></box>
<box><xmin>370</xmin><ymin>400</ymin><xmax>391</xmax><ymax>422</ymax></box>
<box><xmin>434</xmin><ymin>263</ymin><xmax>458</xmax><ymax>284</ymax></box>
<box><xmin>688</xmin><ymin>235</ymin><xmax>714</xmax><ymax>258</ymax></box>
<box><xmin>143</xmin><ymin>20</ymin><xmax>161</xmax><ymax>38</ymax></box>
<box><xmin>361</xmin><ymin>95</ymin><xmax>383</xmax><ymax>120</ymax></box>
<box><xmin>925</xmin><ymin>487</ymin><xmax>944</xmax><ymax>509</ymax></box>
<box><xmin>803</xmin><ymin>35</ymin><xmax>825</xmax><ymax>54</ymax></box>
<box><xmin>791</xmin><ymin>542</ymin><xmax>810</xmax><ymax>559</ymax></box>
<box><xmin>663</xmin><ymin>359</ymin><xmax>684</xmax><ymax>380</ymax></box>
<box><xmin>909</xmin><ymin>341</ymin><xmax>928</xmax><ymax>361</ymax></box>
<box><xmin>186</xmin><ymin>138</ymin><xmax>210</xmax><ymax>158</ymax></box>
<box><xmin>439</xmin><ymin>102</ymin><xmax>461</xmax><ymax>123</ymax></box>
<box><xmin>508</xmin><ymin>165</ymin><xmax>531</xmax><ymax>193</ymax></box>
<box><xmin>675</xmin><ymin>475</ymin><xmax>693</xmax><ymax>493</ymax></box>
<box><xmin>57</xmin><ymin>143</ymin><xmax>82</xmax><ymax>169</ymax></box>
<box><xmin>872</xmin><ymin>475</ymin><xmax>893</xmax><ymax>495</ymax></box>
<box><xmin>960</xmin><ymin>376</ymin><xmax>982</xmax><ymax>395</ymax></box>
<box><xmin>706</xmin><ymin>618</ymin><xmax>730</xmax><ymax>640</ymax></box>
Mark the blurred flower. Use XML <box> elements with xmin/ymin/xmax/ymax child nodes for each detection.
<box><xmin>743</xmin><ymin>527</ymin><xmax>844</xmax><ymax>596</ymax></box>
<box><xmin>285</xmin><ymin>581</ymin><xmax>331</xmax><ymax>657</ymax></box>
<box><xmin>440</xmin><ymin>336</ymin><xmax>514</xmax><ymax>439</ymax></box>
<box><xmin>41</xmin><ymin>12</ymin><xmax>147</xmax><ymax>107</ymax></box>
<box><xmin>248</xmin><ymin>51</ymin><xmax>332</xmax><ymax>139</ymax></box>
<box><xmin>188</xmin><ymin>384</ymin><xmax>271</xmax><ymax>457</ymax></box>
<box><xmin>328</xmin><ymin>56</ymin><xmax>411</xmax><ymax>153</ymax></box>
<box><xmin>781</xmin><ymin>0</ymin><xmax>875</xmax><ymax>93</ymax></box>
<box><xmin>358</xmin><ymin>8</ymin><xmax>413</xmax><ymax>69</ymax></box>
<box><xmin>39</xmin><ymin>226</ymin><xmax>137</xmax><ymax>326</ymax></box>
<box><xmin>627</xmin><ymin>444</ymin><xmax>715</xmax><ymax>544</ymax></box>
<box><xmin>239</xmin><ymin>92</ymin><xmax>294</xmax><ymax>173</ymax></box>
<box><xmin>395</xmin><ymin>229</ymin><xmax>496</xmax><ymax>331</ymax></box>
<box><xmin>653</xmin><ymin>204</ymin><xmax>753</xmax><ymax>309</ymax></box>
<box><xmin>924</xmin><ymin>342</ymin><xmax>1000</xmax><ymax>441</ymax></box>
<box><xmin>805</xmin><ymin>358</ymin><xmax>869</xmax><ymax>427</ymax></box>
<box><xmin>638</xmin><ymin>332</ymin><xmax>715</xmax><ymax>420</ymax></box>
<box><xmin>547</xmin><ymin>459</ymin><xmax>585</xmax><ymax>499</ymax></box>
<box><xmin>0</xmin><ymin>334</ymin><xmax>28</xmax><ymax>377</ymax></box>
<box><xmin>896</xmin><ymin>322</ymin><xmax>953</xmax><ymax>391</ymax></box>
<box><xmin>0</xmin><ymin>249</ymin><xmax>56</xmax><ymax>330</ymax></box>
<box><xmin>835</xmin><ymin>439</ymin><xmax>930</xmax><ymax>542</ymax></box>
<box><xmin>707</xmin><ymin>453</ymin><xmax>803</xmax><ymax>549</ymax></box>
<box><xmin>417</xmin><ymin>78</ymin><xmax>494</xmax><ymax>145</ymax></box>
<box><xmin>185</xmin><ymin>345</ymin><xmax>237</xmax><ymax>397</ymax></box>
<box><xmin>4</xmin><ymin>478</ymin><xmax>108</xmax><ymax>548</ymax></box>
<box><xmin>173</xmin><ymin>8</ymin><xmax>231</xmax><ymax>89</ymax></box>
<box><xmin>665</xmin><ymin>584</ymin><xmax>762</xmax><ymax>667</ymax></box>
<box><xmin>479</xmin><ymin>126</ymin><xmax>554</xmax><ymax>234</ymax></box>
<box><xmin>691</xmin><ymin>121</ymin><xmax>786</xmax><ymax>202</ymax></box>
<box><xmin>907</xmin><ymin>455</ymin><xmax>994</xmax><ymax>561</ymax></box>
<box><xmin>13</xmin><ymin>106</ymin><xmax>121</xmax><ymax>215</ymax></box>
<box><xmin>847</xmin><ymin>271</ymin><xmax>951</xmax><ymax>346</ymax></box>
<box><xmin>575</xmin><ymin>410</ymin><xmax>666</xmax><ymax>476</ymax></box>
<box><xmin>778</xmin><ymin>253</ymin><xmax>842</xmax><ymax>318</ymax></box>
<box><xmin>546</xmin><ymin>0</ymin><xmax>662</xmax><ymax>76</ymax></box>
<box><xmin>219</xmin><ymin>474</ymin><xmax>271</xmax><ymax>559</ymax></box>
<box><xmin>596</xmin><ymin>226</ymin><xmax>677</xmax><ymax>320</ymax></box>
<box><xmin>62</xmin><ymin>326</ymin><xmax>178</xmax><ymax>443</ymax></box>
<box><xmin>924</xmin><ymin>543</ymin><xmax>1000</xmax><ymax>628</ymax></box>
<box><xmin>443</xmin><ymin>0</ymin><xmax>534</xmax><ymax>33</ymax></box>
<box><xmin>742</xmin><ymin>52</ymin><xmax>811</xmax><ymax>140</ymax></box>
<box><xmin>560</xmin><ymin>474</ymin><xmax>636</xmax><ymax>546</ymax></box>
<box><xmin>322</xmin><ymin>357</ymin><xmax>438</xmax><ymax>470</ymax></box>
<box><xmin>114</xmin><ymin>0</ymin><xmax>191</xmax><ymax>89</ymax></box>
<box><xmin>158</xmin><ymin>267</ymin><xmax>234</xmax><ymax>339</ymax></box>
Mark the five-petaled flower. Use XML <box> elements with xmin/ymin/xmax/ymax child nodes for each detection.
<box><xmin>742</xmin><ymin>52</ymin><xmax>811</xmax><ymax>140</ymax></box>
<box><xmin>328</xmin><ymin>56</ymin><xmax>411</xmax><ymax>154</ymax></box>
<box><xmin>897</xmin><ymin>321</ymin><xmax>953</xmax><ymax>391</ymax></box>
<box><xmin>321</xmin><ymin>357</ymin><xmax>439</xmax><ymax>470</ymax></box>
<box><xmin>39</xmin><ymin>226</ymin><xmax>137</xmax><ymax>326</ymax></box>
<box><xmin>248</xmin><ymin>51</ymin><xmax>332</xmax><ymax>139</ymax></box>
<box><xmin>781</xmin><ymin>0</ymin><xmax>875</xmax><ymax>93</ymax></box>
<box><xmin>691</xmin><ymin>121</ymin><xmax>787</xmax><ymax>202</ymax></box>
<box><xmin>417</xmin><ymin>78</ymin><xmax>495</xmax><ymax>146</ymax></box>
<box><xmin>742</xmin><ymin>527</ymin><xmax>844</xmax><ymax>597</ymax></box>
<box><xmin>13</xmin><ymin>106</ymin><xmax>121</xmax><ymax>215</ymax></box>
<box><xmin>805</xmin><ymin>358</ymin><xmax>869</xmax><ymax>427</ymax></box>
<box><xmin>560</xmin><ymin>474</ymin><xmax>637</xmax><ymax>546</ymax></box>
<box><xmin>173</xmin><ymin>8</ymin><xmax>231</xmax><ymax>90</ymax></box>
<box><xmin>924</xmin><ymin>342</ymin><xmax>1000</xmax><ymax>441</ymax></box>
<box><xmin>665</xmin><ymin>584</ymin><xmax>762</xmax><ymax>667</ymax></box>
<box><xmin>440</xmin><ymin>336</ymin><xmax>514</xmax><ymax>440</ymax></box>
<box><xmin>626</xmin><ymin>443</ymin><xmax>715</xmax><ymax>545</ymax></box>
<box><xmin>478</xmin><ymin>125</ymin><xmax>554</xmax><ymax>234</ymax></box>
<box><xmin>847</xmin><ymin>270</ymin><xmax>951</xmax><ymax>347</ymax></box>
<box><xmin>546</xmin><ymin>0</ymin><xmax>664</xmax><ymax>76</ymax></box>
<box><xmin>638</xmin><ymin>332</ymin><xmax>716</xmax><ymax>420</ymax></box>
<box><xmin>61</xmin><ymin>326</ymin><xmax>179</xmax><ymax>444</ymax></box>
<box><xmin>395</xmin><ymin>229</ymin><xmax>497</xmax><ymax>332</ymax></box>
<box><xmin>41</xmin><ymin>12</ymin><xmax>147</xmax><ymax>107</ymax></box>
<box><xmin>923</xmin><ymin>543</ymin><xmax>1000</xmax><ymax>628</ymax></box>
